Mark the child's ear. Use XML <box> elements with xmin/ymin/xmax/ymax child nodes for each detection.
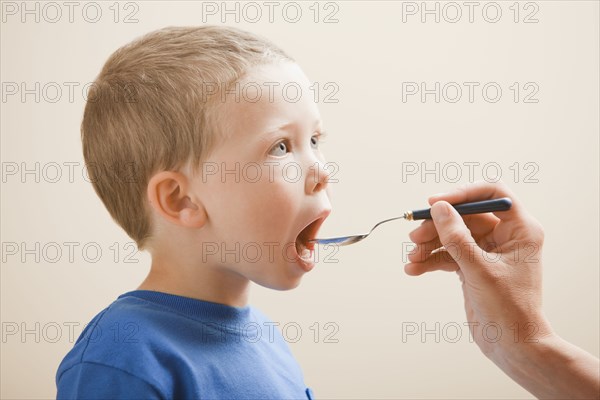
<box><xmin>147</xmin><ymin>171</ymin><xmax>207</xmax><ymax>229</ymax></box>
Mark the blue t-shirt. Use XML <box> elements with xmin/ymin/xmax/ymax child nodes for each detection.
<box><xmin>56</xmin><ymin>290</ymin><xmax>315</xmax><ymax>399</ymax></box>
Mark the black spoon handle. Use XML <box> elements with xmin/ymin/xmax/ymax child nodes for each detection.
<box><xmin>411</xmin><ymin>197</ymin><xmax>512</xmax><ymax>220</ymax></box>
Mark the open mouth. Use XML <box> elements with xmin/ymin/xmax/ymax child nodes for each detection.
<box><xmin>294</xmin><ymin>216</ymin><xmax>326</xmax><ymax>263</ymax></box>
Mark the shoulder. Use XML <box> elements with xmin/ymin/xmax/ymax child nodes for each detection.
<box><xmin>56</xmin><ymin>294</ymin><xmax>194</xmax><ymax>395</ymax></box>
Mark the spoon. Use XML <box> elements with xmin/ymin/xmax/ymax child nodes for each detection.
<box><xmin>309</xmin><ymin>197</ymin><xmax>512</xmax><ymax>246</ymax></box>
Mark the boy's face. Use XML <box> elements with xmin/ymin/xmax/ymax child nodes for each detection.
<box><xmin>191</xmin><ymin>61</ymin><xmax>332</xmax><ymax>290</ymax></box>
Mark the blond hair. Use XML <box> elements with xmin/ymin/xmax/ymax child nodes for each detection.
<box><xmin>81</xmin><ymin>26</ymin><xmax>292</xmax><ymax>250</ymax></box>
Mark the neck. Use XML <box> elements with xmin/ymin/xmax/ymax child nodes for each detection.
<box><xmin>137</xmin><ymin>251</ymin><xmax>251</xmax><ymax>308</ymax></box>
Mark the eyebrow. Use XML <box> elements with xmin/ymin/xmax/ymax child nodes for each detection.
<box><xmin>262</xmin><ymin>122</ymin><xmax>295</xmax><ymax>136</ymax></box>
<box><xmin>261</xmin><ymin>119</ymin><xmax>323</xmax><ymax>137</ymax></box>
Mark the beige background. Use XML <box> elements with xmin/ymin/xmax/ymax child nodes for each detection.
<box><xmin>1</xmin><ymin>1</ymin><xmax>598</xmax><ymax>399</ymax></box>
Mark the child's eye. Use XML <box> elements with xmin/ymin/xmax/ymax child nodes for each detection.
<box><xmin>268</xmin><ymin>140</ymin><xmax>289</xmax><ymax>157</ymax></box>
<box><xmin>310</xmin><ymin>135</ymin><xmax>319</xmax><ymax>149</ymax></box>
<box><xmin>311</xmin><ymin>132</ymin><xmax>327</xmax><ymax>149</ymax></box>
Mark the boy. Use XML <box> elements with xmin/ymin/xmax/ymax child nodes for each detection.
<box><xmin>56</xmin><ymin>26</ymin><xmax>332</xmax><ymax>399</ymax></box>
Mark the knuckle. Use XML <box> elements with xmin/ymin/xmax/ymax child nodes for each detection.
<box><xmin>495</xmin><ymin>179</ymin><xmax>506</xmax><ymax>188</ymax></box>
<box><xmin>534</xmin><ymin>221</ymin><xmax>546</xmax><ymax>244</ymax></box>
<box><xmin>456</xmin><ymin>183</ymin><xmax>470</xmax><ymax>195</ymax></box>
<box><xmin>473</xmin><ymin>179</ymin><xmax>490</xmax><ymax>190</ymax></box>
<box><xmin>530</xmin><ymin>218</ymin><xmax>545</xmax><ymax>244</ymax></box>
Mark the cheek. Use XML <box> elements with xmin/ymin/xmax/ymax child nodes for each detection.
<box><xmin>265</xmin><ymin>190</ymin><xmax>296</xmax><ymax>232</ymax></box>
<box><xmin>203</xmin><ymin>169</ymin><xmax>300</xmax><ymax>241</ymax></box>
<box><xmin>239</xmin><ymin>178</ymin><xmax>299</xmax><ymax>240</ymax></box>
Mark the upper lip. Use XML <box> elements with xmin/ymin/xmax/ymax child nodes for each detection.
<box><xmin>296</xmin><ymin>208</ymin><xmax>332</xmax><ymax>250</ymax></box>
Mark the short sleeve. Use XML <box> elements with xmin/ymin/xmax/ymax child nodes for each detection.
<box><xmin>305</xmin><ymin>387</ymin><xmax>315</xmax><ymax>399</ymax></box>
<box><xmin>57</xmin><ymin>362</ymin><xmax>162</xmax><ymax>400</ymax></box>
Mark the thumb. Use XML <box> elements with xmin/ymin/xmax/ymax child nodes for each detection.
<box><xmin>430</xmin><ymin>201</ymin><xmax>485</xmax><ymax>273</ymax></box>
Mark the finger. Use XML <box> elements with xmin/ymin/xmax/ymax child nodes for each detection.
<box><xmin>427</xmin><ymin>180</ymin><xmax>527</xmax><ymax>222</ymax></box>
<box><xmin>409</xmin><ymin>213</ymin><xmax>499</xmax><ymax>245</ymax></box>
<box><xmin>408</xmin><ymin>233</ymin><xmax>500</xmax><ymax>265</ymax></box>
<box><xmin>404</xmin><ymin>250</ymin><xmax>459</xmax><ymax>276</ymax></box>
<box><xmin>407</xmin><ymin>237</ymin><xmax>443</xmax><ymax>263</ymax></box>
<box><xmin>408</xmin><ymin>220</ymin><xmax>437</xmax><ymax>243</ymax></box>
<box><xmin>429</xmin><ymin>201</ymin><xmax>487</xmax><ymax>275</ymax></box>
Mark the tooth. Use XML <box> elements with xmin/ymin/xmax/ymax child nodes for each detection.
<box><xmin>300</xmin><ymin>248</ymin><xmax>311</xmax><ymax>259</ymax></box>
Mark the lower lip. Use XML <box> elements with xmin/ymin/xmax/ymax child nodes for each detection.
<box><xmin>293</xmin><ymin>245</ymin><xmax>315</xmax><ymax>272</ymax></box>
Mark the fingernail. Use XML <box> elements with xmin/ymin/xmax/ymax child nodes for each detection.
<box><xmin>431</xmin><ymin>202</ymin><xmax>450</xmax><ymax>220</ymax></box>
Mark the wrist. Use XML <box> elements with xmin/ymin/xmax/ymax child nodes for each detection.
<box><xmin>490</xmin><ymin>330</ymin><xmax>562</xmax><ymax>397</ymax></box>
<box><xmin>487</xmin><ymin>314</ymin><xmax>557</xmax><ymax>377</ymax></box>
<box><xmin>489</xmin><ymin>322</ymin><xmax>600</xmax><ymax>399</ymax></box>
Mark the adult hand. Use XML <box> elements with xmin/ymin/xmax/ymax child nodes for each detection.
<box><xmin>404</xmin><ymin>181</ymin><xmax>600</xmax><ymax>399</ymax></box>
<box><xmin>405</xmin><ymin>180</ymin><xmax>553</xmax><ymax>353</ymax></box>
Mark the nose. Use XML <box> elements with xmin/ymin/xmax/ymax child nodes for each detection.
<box><xmin>305</xmin><ymin>161</ymin><xmax>331</xmax><ymax>195</ymax></box>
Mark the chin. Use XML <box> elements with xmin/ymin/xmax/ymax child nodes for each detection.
<box><xmin>277</xmin><ymin>277</ymin><xmax>303</xmax><ymax>291</ymax></box>
<box><xmin>255</xmin><ymin>273</ymin><xmax>304</xmax><ymax>291</ymax></box>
